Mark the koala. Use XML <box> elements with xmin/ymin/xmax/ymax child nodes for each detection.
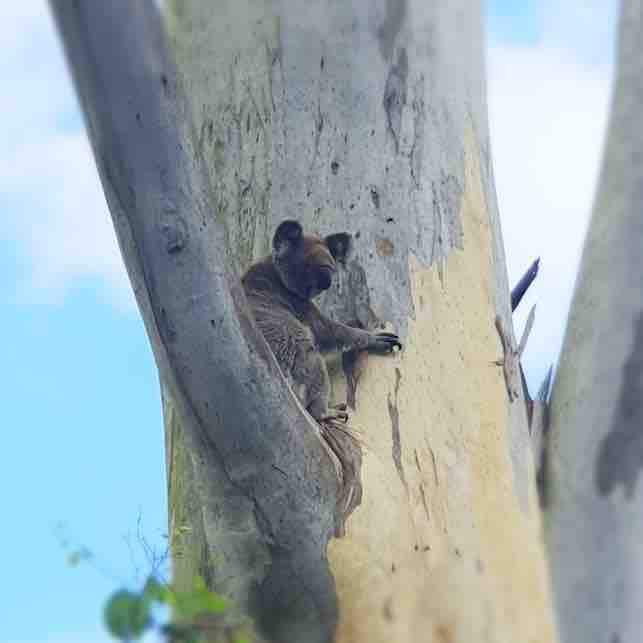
<box><xmin>242</xmin><ymin>220</ymin><xmax>401</xmax><ymax>423</ymax></box>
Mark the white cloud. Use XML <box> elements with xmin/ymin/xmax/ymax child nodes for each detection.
<box><xmin>1</xmin><ymin>3</ymin><xmax>132</xmax><ymax>309</ymax></box>
<box><xmin>487</xmin><ymin>7</ymin><xmax>615</xmax><ymax>389</ymax></box>
<box><xmin>538</xmin><ymin>1</ymin><xmax>618</xmax><ymax>65</ymax></box>
<box><xmin>3</xmin><ymin>132</ymin><xmax>133</xmax><ymax>307</ymax></box>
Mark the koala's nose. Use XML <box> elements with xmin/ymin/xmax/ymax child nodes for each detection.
<box><xmin>317</xmin><ymin>268</ymin><xmax>333</xmax><ymax>291</ymax></box>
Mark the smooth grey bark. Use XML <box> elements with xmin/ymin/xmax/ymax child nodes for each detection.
<box><xmin>49</xmin><ymin>3</ymin><xmax>344</xmax><ymax>641</ymax></box>
<box><xmin>49</xmin><ymin>1</ymin><xmax>557</xmax><ymax>641</ymax></box>
<box><xmin>164</xmin><ymin>0</ymin><xmax>505</xmax><ymax>334</ymax></box>
<box><xmin>546</xmin><ymin>2</ymin><xmax>643</xmax><ymax>642</ymax></box>
<box><xmin>161</xmin><ymin>2</ymin><xmax>556</xmax><ymax>642</ymax></box>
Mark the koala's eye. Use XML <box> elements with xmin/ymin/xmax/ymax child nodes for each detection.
<box><xmin>316</xmin><ymin>266</ymin><xmax>333</xmax><ymax>291</ymax></box>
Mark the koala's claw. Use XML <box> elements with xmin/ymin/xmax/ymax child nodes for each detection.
<box><xmin>322</xmin><ymin>408</ymin><xmax>349</xmax><ymax>424</ymax></box>
<box><xmin>370</xmin><ymin>331</ymin><xmax>402</xmax><ymax>353</ymax></box>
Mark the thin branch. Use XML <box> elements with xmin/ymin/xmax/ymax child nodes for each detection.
<box><xmin>511</xmin><ymin>258</ymin><xmax>540</xmax><ymax>312</ymax></box>
<box><xmin>517</xmin><ymin>304</ymin><xmax>536</xmax><ymax>357</ymax></box>
<box><xmin>537</xmin><ymin>365</ymin><xmax>553</xmax><ymax>402</ymax></box>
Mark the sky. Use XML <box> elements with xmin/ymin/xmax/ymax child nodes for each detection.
<box><xmin>0</xmin><ymin>2</ymin><xmax>617</xmax><ymax>641</ymax></box>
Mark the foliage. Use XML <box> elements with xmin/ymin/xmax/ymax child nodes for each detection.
<box><xmin>56</xmin><ymin>521</ymin><xmax>250</xmax><ymax>643</ymax></box>
<box><xmin>103</xmin><ymin>574</ymin><xmax>242</xmax><ymax>643</ymax></box>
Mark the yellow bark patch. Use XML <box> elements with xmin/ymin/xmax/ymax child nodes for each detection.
<box><xmin>327</xmin><ymin>129</ymin><xmax>557</xmax><ymax>643</ymax></box>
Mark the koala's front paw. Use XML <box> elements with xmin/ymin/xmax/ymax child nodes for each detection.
<box><xmin>322</xmin><ymin>403</ymin><xmax>349</xmax><ymax>424</ymax></box>
<box><xmin>369</xmin><ymin>331</ymin><xmax>402</xmax><ymax>353</ymax></box>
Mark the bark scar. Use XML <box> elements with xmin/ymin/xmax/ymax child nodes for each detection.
<box><xmin>388</xmin><ymin>368</ymin><xmax>406</xmax><ymax>487</ymax></box>
<box><xmin>382</xmin><ymin>48</ymin><xmax>408</xmax><ymax>154</ymax></box>
<box><xmin>596</xmin><ymin>311</ymin><xmax>643</xmax><ymax>498</ymax></box>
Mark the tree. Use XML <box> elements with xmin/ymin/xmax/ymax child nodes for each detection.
<box><xmin>50</xmin><ymin>1</ymin><xmax>557</xmax><ymax>642</ymax></box>
<box><xmin>545</xmin><ymin>3</ymin><xmax>643</xmax><ymax>643</ymax></box>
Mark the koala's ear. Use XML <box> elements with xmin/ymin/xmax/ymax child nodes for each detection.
<box><xmin>273</xmin><ymin>220</ymin><xmax>303</xmax><ymax>257</ymax></box>
<box><xmin>325</xmin><ymin>232</ymin><xmax>352</xmax><ymax>263</ymax></box>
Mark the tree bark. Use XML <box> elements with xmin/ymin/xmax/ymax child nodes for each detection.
<box><xmin>163</xmin><ymin>1</ymin><xmax>558</xmax><ymax>642</ymax></box>
<box><xmin>49</xmin><ymin>4</ymin><xmax>343</xmax><ymax>642</ymax></box>
<box><xmin>50</xmin><ymin>0</ymin><xmax>559</xmax><ymax>641</ymax></box>
<box><xmin>545</xmin><ymin>3</ymin><xmax>643</xmax><ymax>642</ymax></box>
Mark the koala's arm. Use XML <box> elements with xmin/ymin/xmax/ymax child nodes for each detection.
<box><xmin>305</xmin><ymin>304</ymin><xmax>401</xmax><ymax>354</ymax></box>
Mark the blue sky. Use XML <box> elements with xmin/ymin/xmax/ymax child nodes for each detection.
<box><xmin>1</xmin><ymin>2</ymin><xmax>617</xmax><ymax>641</ymax></box>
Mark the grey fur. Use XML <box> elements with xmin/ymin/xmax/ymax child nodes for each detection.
<box><xmin>243</xmin><ymin>220</ymin><xmax>401</xmax><ymax>421</ymax></box>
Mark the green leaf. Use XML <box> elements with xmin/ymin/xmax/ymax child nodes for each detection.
<box><xmin>66</xmin><ymin>552</ymin><xmax>81</xmax><ymax>567</ymax></box>
<box><xmin>103</xmin><ymin>589</ymin><xmax>151</xmax><ymax>640</ymax></box>
<box><xmin>172</xmin><ymin>577</ymin><xmax>226</xmax><ymax>620</ymax></box>
<box><xmin>66</xmin><ymin>547</ymin><xmax>92</xmax><ymax>567</ymax></box>
<box><xmin>193</xmin><ymin>576</ymin><xmax>207</xmax><ymax>592</ymax></box>
<box><xmin>142</xmin><ymin>576</ymin><xmax>172</xmax><ymax>605</ymax></box>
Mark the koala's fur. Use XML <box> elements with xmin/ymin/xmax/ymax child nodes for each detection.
<box><xmin>242</xmin><ymin>220</ymin><xmax>400</xmax><ymax>422</ymax></box>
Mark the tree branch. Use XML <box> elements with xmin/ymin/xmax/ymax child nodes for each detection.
<box><xmin>48</xmin><ymin>2</ymin><xmax>347</xmax><ymax>640</ymax></box>
<box><xmin>511</xmin><ymin>258</ymin><xmax>540</xmax><ymax>312</ymax></box>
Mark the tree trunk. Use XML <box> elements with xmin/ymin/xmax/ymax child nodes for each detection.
<box><xmin>545</xmin><ymin>3</ymin><xmax>643</xmax><ymax>642</ymax></box>
<box><xmin>50</xmin><ymin>1</ymin><xmax>558</xmax><ymax>641</ymax></box>
<box><xmin>163</xmin><ymin>1</ymin><xmax>557</xmax><ymax>642</ymax></box>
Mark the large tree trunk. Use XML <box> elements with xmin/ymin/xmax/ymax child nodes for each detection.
<box><xmin>164</xmin><ymin>2</ymin><xmax>557</xmax><ymax>642</ymax></box>
<box><xmin>545</xmin><ymin>3</ymin><xmax>643</xmax><ymax>642</ymax></box>
<box><xmin>50</xmin><ymin>1</ymin><xmax>557</xmax><ymax>641</ymax></box>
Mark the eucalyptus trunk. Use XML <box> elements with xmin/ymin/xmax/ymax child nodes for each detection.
<box><xmin>50</xmin><ymin>1</ymin><xmax>558</xmax><ymax>642</ymax></box>
<box><xmin>164</xmin><ymin>1</ymin><xmax>557</xmax><ymax>642</ymax></box>
<box><xmin>545</xmin><ymin>3</ymin><xmax>643</xmax><ymax>642</ymax></box>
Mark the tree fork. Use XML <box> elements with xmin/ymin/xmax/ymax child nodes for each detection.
<box><xmin>165</xmin><ymin>0</ymin><xmax>558</xmax><ymax>641</ymax></box>
<box><xmin>49</xmin><ymin>3</ymin><xmax>352</xmax><ymax>641</ymax></box>
<box><xmin>51</xmin><ymin>1</ymin><xmax>559</xmax><ymax>641</ymax></box>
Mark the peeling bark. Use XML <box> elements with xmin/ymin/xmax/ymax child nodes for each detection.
<box><xmin>50</xmin><ymin>0</ymin><xmax>558</xmax><ymax>641</ymax></box>
<box><xmin>164</xmin><ymin>1</ymin><xmax>557</xmax><ymax>641</ymax></box>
